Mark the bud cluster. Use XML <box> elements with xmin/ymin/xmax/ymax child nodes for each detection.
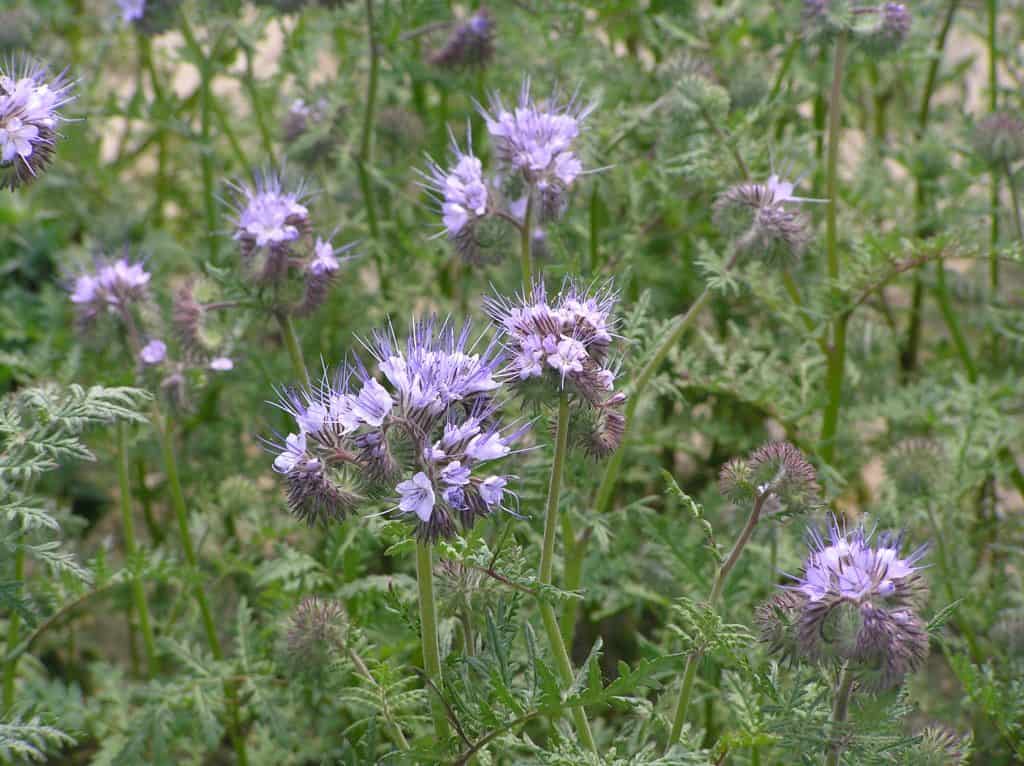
<box><xmin>421</xmin><ymin>78</ymin><xmax>594</xmax><ymax>262</ymax></box>
<box><xmin>484</xmin><ymin>279</ymin><xmax>625</xmax><ymax>457</ymax></box>
<box><xmin>429</xmin><ymin>8</ymin><xmax>496</xmax><ymax>71</ymax></box>
<box><xmin>971</xmin><ymin>110</ymin><xmax>1024</xmax><ymax>168</ymax></box>
<box><xmin>804</xmin><ymin>1</ymin><xmax>912</xmax><ymax>54</ymax></box>
<box><xmin>713</xmin><ymin>174</ymin><xmax>817</xmax><ymax>266</ymax></box>
<box><xmin>0</xmin><ymin>59</ymin><xmax>73</xmax><ymax>190</ymax></box>
<box><xmin>718</xmin><ymin>441</ymin><xmax>821</xmax><ymax>518</ymax></box>
<box><xmin>269</xmin><ymin>318</ymin><xmax>525</xmax><ymax>540</ymax></box>
<box><xmin>758</xmin><ymin>521</ymin><xmax>930</xmax><ymax>691</ymax></box>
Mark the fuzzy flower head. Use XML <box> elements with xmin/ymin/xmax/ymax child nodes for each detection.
<box><xmin>68</xmin><ymin>256</ymin><xmax>151</xmax><ymax>324</ymax></box>
<box><xmin>430</xmin><ymin>8</ymin><xmax>496</xmax><ymax>70</ymax></box>
<box><xmin>422</xmin><ymin>133</ymin><xmax>490</xmax><ymax>262</ymax></box>
<box><xmin>230</xmin><ymin>171</ymin><xmax>311</xmax><ymax>280</ymax></box>
<box><xmin>486</xmin><ymin>279</ymin><xmax>626</xmax><ymax>456</ymax></box>
<box><xmin>759</xmin><ymin>520</ymin><xmax>930</xmax><ymax>691</ymax></box>
<box><xmin>971</xmin><ymin>110</ymin><xmax>1024</xmax><ymax>168</ymax></box>
<box><xmin>713</xmin><ymin>173</ymin><xmax>818</xmax><ymax>266</ymax></box>
<box><xmin>268</xmin><ymin>318</ymin><xmax>522</xmax><ymax>539</ymax></box>
<box><xmin>718</xmin><ymin>441</ymin><xmax>821</xmax><ymax>518</ymax></box>
<box><xmin>482</xmin><ymin>78</ymin><xmax>594</xmax><ymax>219</ymax></box>
<box><xmin>283</xmin><ymin>596</ymin><xmax>348</xmax><ymax>673</ymax></box>
<box><xmin>0</xmin><ymin>60</ymin><xmax>74</xmax><ymax>190</ymax></box>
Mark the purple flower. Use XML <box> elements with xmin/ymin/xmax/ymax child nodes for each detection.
<box><xmin>140</xmin><ymin>339</ymin><xmax>166</xmax><ymax>365</ymax></box>
<box><xmin>397</xmin><ymin>472</ymin><xmax>436</xmax><ymax>522</ymax></box>
<box><xmin>484</xmin><ymin>278</ymin><xmax>620</xmax><ymax>404</ymax></box>
<box><xmin>209</xmin><ymin>356</ymin><xmax>234</xmax><ymax>371</ymax></box>
<box><xmin>274</xmin><ymin>431</ymin><xmax>312</xmax><ymax>474</ymax></box>
<box><xmin>230</xmin><ymin>172</ymin><xmax>310</xmax><ymax>280</ymax></box>
<box><xmin>309</xmin><ymin>238</ymin><xmax>341</xmax><ymax>276</ymax></box>
<box><xmin>440</xmin><ymin>460</ymin><xmax>472</xmax><ymax>486</ymax></box>
<box><xmin>68</xmin><ymin>256</ymin><xmax>151</xmax><ymax>321</ymax></box>
<box><xmin>422</xmin><ymin>134</ymin><xmax>490</xmax><ymax>261</ymax></box>
<box><xmin>481</xmin><ymin>78</ymin><xmax>594</xmax><ymax>220</ymax></box>
<box><xmin>479</xmin><ymin>475</ymin><xmax>506</xmax><ymax>506</ymax></box>
<box><xmin>117</xmin><ymin>0</ymin><xmax>146</xmax><ymax>23</ymax></box>
<box><xmin>0</xmin><ymin>60</ymin><xmax>74</xmax><ymax>189</ymax></box>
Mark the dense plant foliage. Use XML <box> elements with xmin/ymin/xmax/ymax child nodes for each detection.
<box><xmin>2</xmin><ymin>1</ymin><xmax>1023</xmax><ymax>763</ymax></box>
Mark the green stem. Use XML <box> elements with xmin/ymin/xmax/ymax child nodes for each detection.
<box><xmin>242</xmin><ymin>45</ymin><xmax>275</xmax><ymax>163</ymax></box>
<box><xmin>118</xmin><ymin>423</ymin><xmax>158</xmax><ymax>675</ymax></box>
<box><xmin>136</xmin><ymin>457</ymin><xmax>163</xmax><ymax>546</ymax></box>
<box><xmin>824</xmin><ymin>665</ymin><xmax>855</xmax><ymax>766</ymax></box>
<box><xmin>2</xmin><ymin>547</ymin><xmax>25</xmax><ymax>712</ymax></box>
<box><xmin>275</xmin><ymin>312</ymin><xmax>310</xmax><ymax>389</ymax></box>
<box><xmin>156</xmin><ymin>409</ymin><xmax>249</xmax><ymax>765</ymax></box>
<box><xmin>179</xmin><ymin>15</ymin><xmax>219</xmax><ymax>262</ymax></box>
<box><xmin>538</xmin><ymin>394</ymin><xmax>598</xmax><ymax>753</ymax></box>
<box><xmin>520</xmin><ymin>192</ymin><xmax>535</xmax><ymax>295</ymax></box>
<box><xmin>932</xmin><ymin>263</ymin><xmax>978</xmax><ymax>383</ymax></box>
<box><xmin>558</xmin><ymin>525</ymin><xmax>587</xmax><ymax>646</ymax></box>
<box><xmin>1005</xmin><ymin>161</ymin><xmax>1023</xmax><ymax>242</ymax></box>
<box><xmin>416</xmin><ymin>540</ymin><xmax>451</xmax><ymax>742</ymax></box>
<box><xmin>818</xmin><ymin>32</ymin><xmax>848</xmax><ymax>466</ymax></box>
<box><xmin>988</xmin><ymin>0</ymin><xmax>1000</xmax><ymax>296</ymax></box>
<box><xmin>664</xmin><ymin>493</ymin><xmax>766</xmax><ymax>752</ymax></box>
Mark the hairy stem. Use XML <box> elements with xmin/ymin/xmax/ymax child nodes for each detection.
<box><xmin>664</xmin><ymin>492</ymin><xmax>766</xmax><ymax>752</ymax></box>
<box><xmin>416</xmin><ymin>540</ymin><xmax>451</xmax><ymax>742</ymax></box>
<box><xmin>118</xmin><ymin>422</ymin><xmax>158</xmax><ymax>675</ymax></box>
<box><xmin>539</xmin><ymin>394</ymin><xmax>598</xmax><ymax>753</ymax></box>
<box><xmin>818</xmin><ymin>32</ymin><xmax>848</xmax><ymax>466</ymax></box>
<box><xmin>824</xmin><ymin>665</ymin><xmax>855</xmax><ymax>766</ymax></box>
<box><xmin>156</xmin><ymin>409</ymin><xmax>248</xmax><ymax>765</ymax></box>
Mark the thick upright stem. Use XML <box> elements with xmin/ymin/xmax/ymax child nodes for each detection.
<box><xmin>520</xmin><ymin>192</ymin><xmax>535</xmax><ymax>295</ymax></box>
<box><xmin>156</xmin><ymin>410</ymin><xmax>249</xmax><ymax>765</ymax></box>
<box><xmin>818</xmin><ymin>32</ymin><xmax>848</xmax><ymax>466</ymax></box>
<box><xmin>118</xmin><ymin>422</ymin><xmax>158</xmax><ymax>675</ymax></box>
<box><xmin>664</xmin><ymin>493</ymin><xmax>765</xmax><ymax>752</ymax></box>
<box><xmin>416</xmin><ymin>540</ymin><xmax>451</xmax><ymax>742</ymax></box>
<box><xmin>824</xmin><ymin>666</ymin><xmax>855</xmax><ymax>766</ymax></box>
<box><xmin>989</xmin><ymin>0</ymin><xmax>1001</xmax><ymax>294</ymax></box>
<box><xmin>276</xmin><ymin>312</ymin><xmax>310</xmax><ymax>389</ymax></box>
<box><xmin>538</xmin><ymin>394</ymin><xmax>598</xmax><ymax>753</ymax></box>
<box><xmin>357</xmin><ymin>0</ymin><xmax>384</xmax><ymax>288</ymax></box>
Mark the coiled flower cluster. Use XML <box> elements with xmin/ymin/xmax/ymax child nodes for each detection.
<box><xmin>421</xmin><ymin>78</ymin><xmax>594</xmax><ymax>262</ymax></box>
<box><xmin>0</xmin><ymin>60</ymin><xmax>73</xmax><ymax>190</ymax></box>
<box><xmin>713</xmin><ymin>174</ymin><xmax>817</xmax><ymax>266</ymax></box>
<box><xmin>429</xmin><ymin>8</ymin><xmax>496</xmax><ymax>70</ymax></box>
<box><xmin>757</xmin><ymin>521</ymin><xmax>930</xmax><ymax>691</ymax></box>
<box><xmin>270</xmin><ymin>318</ymin><xmax>525</xmax><ymax>540</ymax></box>
<box><xmin>484</xmin><ymin>279</ymin><xmax>625</xmax><ymax>458</ymax></box>
<box><xmin>803</xmin><ymin>1</ymin><xmax>912</xmax><ymax>54</ymax></box>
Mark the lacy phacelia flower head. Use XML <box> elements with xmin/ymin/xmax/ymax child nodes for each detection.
<box><xmin>430</xmin><ymin>8</ymin><xmax>496</xmax><ymax>70</ymax></box>
<box><xmin>68</xmin><ymin>257</ymin><xmax>151</xmax><ymax>323</ymax></box>
<box><xmin>860</xmin><ymin>2</ymin><xmax>911</xmax><ymax>54</ymax></box>
<box><xmin>718</xmin><ymin>441</ymin><xmax>821</xmax><ymax>518</ymax></box>
<box><xmin>230</xmin><ymin>171</ymin><xmax>311</xmax><ymax>281</ymax></box>
<box><xmin>482</xmin><ymin>78</ymin><xmax>594</xmax><ymax>220</ymax></box>
<box><xmin>0</xmin><ymin>60</ymin><xmax>73</xmax><ymax>190</ymax></box>
<box><xmin>713</xmin><ymin>174</ymin><xmax>818</xmax><ymax>266</ymax></box>
<box><xmin>422</xmin><ymin>134</ymin><xmax>490</xmax><ymax>262</ymax></box>
<box><xmin>760</xmin><ymin>520</ymin><xmax>930</xmax><ymax>690</ymax></box>
<box><xmin>269</xmin><ymin>318</ymin><xmax>521</xmax><ymax>539</ymax></box>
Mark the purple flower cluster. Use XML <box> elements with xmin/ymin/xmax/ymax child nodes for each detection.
<box><xmin>270</xmin><ymin>318</ymin><xmax>524</xmax><ymax>539</ymax></box>
<box><xmin>0</xmin><ymin>60</ymin><xmax>73</xmax><ymax>190</ymax></box>
<box><xmin>422</xmin><ymin>78</ymin><xmax>594</xmax><ymax>261</ymax></box>
<box><xmin>758</xmin><ymin>521</ymin><xmax>930</xmax><ymax>690</ymax></box>
<box><xmin>429</xmin><ymin>8</ymin><xmax>496</xmax><ymax>70</ymax></box>
<box><xmin>69</xmin><ymin>257</ymin><xmax>151</xmax><ymax>323</ymax></box>
<box><xmin>485</xmin><ymin>279</ymin><xmax>626</xmax><ymax>457</ymax></box>
<box><xmin>228</xmin><ymin>170</ymin><xmax>353</xmax><ymax>312</ymax></box>
<box><xmin>713</xmin><ymin>173</ymin><xmax>818</xmax><ymax>265</ymax></box>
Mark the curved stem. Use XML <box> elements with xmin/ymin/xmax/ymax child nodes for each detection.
<box><xmin>824</xmin><ymin>665</ymin><xmax>855</xmax><ymax>766</ymax></box>
<box><xmin>932</xmin><ymin>263</ymin><xmax>977</xmax><ymax>383</ymax></box>
<box><xmin>520</xmin><ymin>192</ymin><xmax>535</xmax><ymax>295</ymax></box>
<box><xmin>818</xmin><ymin>32</ymin><xmax>848</xmax><ymax>466</ymax></box>
<box><xmin>664</xmin><ymin>493</ymin><xmax>766</xmax><ymax>752</ymax></box>
<box><xmin>416</xmin><ymin>540</ymin><xmax>451</xmax><ymax>742</ymax></box>
<box><xmin>538</xmin><ymin>394</ymin><xmax>598</xmax><ymax>753</ymax></box>
<box><xmin>118</xmin><ymin>422</ymin><xmax>158</xmax><ymax>675</ymax></box>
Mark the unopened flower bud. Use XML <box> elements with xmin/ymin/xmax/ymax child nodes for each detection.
<box><xmin>284</xmin><ymin>596</ymin><xmax>348</xmax><ymax>673</ymax></box>
<box><xmin>429</xmin><ymin>9</ymin><xmax>496</xmax><ymax>70</ymax></box>
<box><xmin>971</xmin><ymin>110</ymin><xmax>1024</xmax><ymax>167</ymax></box>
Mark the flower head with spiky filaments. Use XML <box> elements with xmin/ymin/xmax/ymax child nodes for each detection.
<box><xmin>269</xmin><ymin>318</ymin><xmax>523</xmax><ymax>539</ymax></box>
<box><xmin>485</xmin><ymin>278</ymin><xmax>627</xmax><ymax>457</ymax></box>
<box><xmin>68</xmin><ymin>256</ymin><xmax>151</xmax><ymax>324</ymax></box>
<box><xmin>422</xmin><ymin>132</ymin><xmax>490</xmax><ymax>262</ymax></box>
<box><xmin>0</xmin><ymin>59</ymin><xmax>73</xmax><ymax>190</ymax></box>
<box><xmin>481</xmin><ymin>78</ymin><xmax>594</xmax><ymax>220</ymax></box>
<box><xmin>230</xmin><ymin>171</ymin><xmax>311</xmax><ymax>281</ymax></box>
<box><xmin>759</xmin><ymin>520</ymin><xmax>930</xmax><ymax>691</ymax></box>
